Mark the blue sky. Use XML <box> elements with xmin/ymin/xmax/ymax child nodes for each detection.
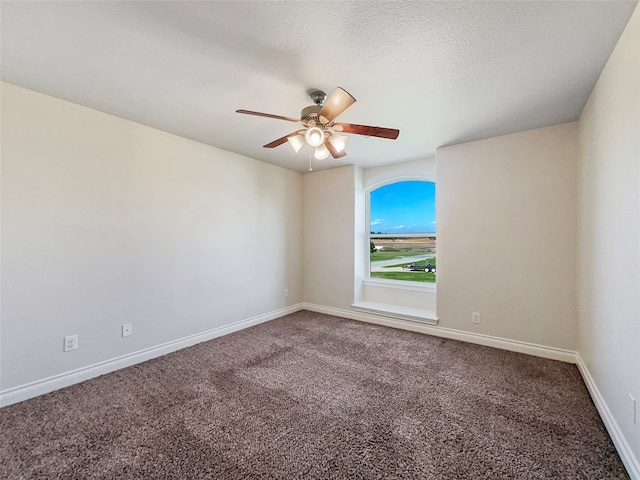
<box><xmin>370</xmin><ymin>181</ymin><xmax>436</xmax><ymax>234</ymax></box>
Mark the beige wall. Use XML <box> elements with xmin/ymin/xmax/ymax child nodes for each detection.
<box><xmin>577</xmin><ymin>2</ymin><xmax>639</xmax><ymax>466</ymax></box>
<box><xmin>436</xmin><ymin>122</ymin><xmax>578</xmax><ymax>350</ymax></box>
<box><xmin>1</xmin><ymin>82</ymin><xmax>303</xmax><ymax>391</ymax></box>
<box><xmin>302</xmin><ymin>166</ymin><xmax>356</xmax><ymax>310</ymax></box>
<box><xmin>304</xmin><ymin>132</ymin><xmax>579</xmax><ymax>352</ymax></box>
<box><xmin>363</xmin><ymin>157</ymin><xmax>436</xmax><ymax>189</ymax></box>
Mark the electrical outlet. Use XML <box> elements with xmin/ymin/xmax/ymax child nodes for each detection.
<box><xmin>64</xmin><ymin>335</ymin><xmax>78</xmax><ymax>352</ymax></box>
<box><xmin>122</xmin><ymin>323</ymin><xmax>133</xmax><ymax>337</ymax></box>
<box><xmin>472</xmin><ymin>312</ymin><xmax>481</xmax><ymax>324</ymax></box>
<box><xmin>630</xmin><ymin>394</ymin><xmax>637</xmax><ymax>424</ymax></box>
<box><xmin>284</xmin><ymin>288</ymin><xmax>289</xmax><ymax>297</ymax></box>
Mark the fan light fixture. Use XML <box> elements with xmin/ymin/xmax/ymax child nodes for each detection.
<box><xmin>305</xmin><ymin>126</ymin><xmax>325</xmax><ymax>147</ymax></box>
<box><xmin>314</xmin><ymin>144</ymin><xmax>330</xmax><ymax>160</ymax></box>
<box><xmin>287</xmin><ymin>134</ymin><xmax>305</xmax><ymax>153</ymax></box>
<box><xmin>288</xmin><ymin>131</ymin><xmax>347</xmax><ymax>157</ymax></box>
<box><xmin>328</xmin><ymin>133</ymin><xmax>348</xmax><ymax>153</ymax></box>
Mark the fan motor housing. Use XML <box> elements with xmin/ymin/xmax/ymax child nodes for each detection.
<box><xmin>300</xmin><ymin>105</ymin><xmax>322</xmax><ymax>125</ymax></box>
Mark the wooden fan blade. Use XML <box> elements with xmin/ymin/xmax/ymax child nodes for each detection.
<box><xmin>236</xmin><ymin>109</ymin><xmax>301</xmax><ymax>123</ymax></box>
<box><xmin>263</xmin><ymin>131</ymin><xmax>303</xmax><ymax>148</ymax></box>
<box><xmin>325</xmin><ymin>139</ymin><xmax>347</xmax><ymax>159</ymax></box>
<box><xmin>334</xmin><ymin>122</ymin><xmax>400</xmax><ymax>140</ymax></box>
<box><xmin>318</xmin><ymin>87</ymin><xmax>356</xmax><ymax>123</ymax></box>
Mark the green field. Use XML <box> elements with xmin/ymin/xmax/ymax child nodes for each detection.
<box><xmin>371</xmin><ymin>271</ymin><xmax>436</xmax><ymax>283</ymax></box>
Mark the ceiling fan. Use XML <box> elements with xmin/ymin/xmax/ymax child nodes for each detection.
<box><xmin>236</xmin><ymin>87</ymin><xmax>400</xmax><ymax>162</ymax></box>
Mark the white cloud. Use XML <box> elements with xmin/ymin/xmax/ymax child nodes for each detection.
<box><xmin>430</xmin><ymin>220</ymin><xmax>436</xmax><ymax>224</ymax></box>
<box><xmin>393</xmin><ymin>225</ymin><xmax>406</xmax><ymax>229</ymax></box>
<box><xmin>370</xmin><ymin>218</ymin><xmax>384</xmax><ymax>225</ymax></box>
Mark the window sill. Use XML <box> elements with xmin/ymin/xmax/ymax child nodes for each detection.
<box><xmin>364</xmin><ymin>277</ymin><xmax>436</xmax><ymax>292</ymax></box>
<box><xmin>352</xmin><ymin>301</ymin><xmax>438</xmax><ymax>325</ymax></box>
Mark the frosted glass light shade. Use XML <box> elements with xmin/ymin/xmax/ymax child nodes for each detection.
<box><xmin>305</xmin><ymin>126</ymin><xmax>325</xmax><ymax>147</ymax></box>
<box><xmin>314</xmin><ymin>144</ymin><xmax>330</xmax><ymax>160</ymax></box>
<box><xmin>287</xmin><ymin>134</ymin><xmax>305</xmax><ymax>153</ymax></box>
<box><xmin>328</xmin><ymin>134</ymin><xmax>348</xmax><ymax>153</ymax></box>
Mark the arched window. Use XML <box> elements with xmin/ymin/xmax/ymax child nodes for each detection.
<box><xmin>369</xmin><ymin>180</ymin><xmax>436</xmax><ymax>283</ymax></box>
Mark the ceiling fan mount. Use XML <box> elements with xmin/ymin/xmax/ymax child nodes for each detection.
<box><xmin>308</xmin><ymin>89</ymin><xmax>327</xmax><ymax>106</ymax></box>
<box><xmin>236</xmin><ymin>87</ymin><xmax>399</xmax><ymax>162</ymax></box>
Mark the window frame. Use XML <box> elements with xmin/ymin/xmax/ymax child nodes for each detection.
<box><xmin>366</xmin><ymin>177</ymin><xmax>436</xmax><ymax>287</ymax></box>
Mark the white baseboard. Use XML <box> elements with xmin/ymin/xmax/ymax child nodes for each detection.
<box><xmin>0</xmin><ymin>303</ymin><xmax>303</xmax><ymax>407</ymax></box>
<box><xmin>576</xmin><ymin>353</ymin><xmax>640</xmax><ymax>480</ymax></box>
<box><xmin>304</xmin><ymin>303</ymin><xmax>577</xmax><ymax>363</ymax></box>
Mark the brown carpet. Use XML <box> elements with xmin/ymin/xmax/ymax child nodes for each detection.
<box><xmin>0</xmin><ymin>311</ymin><xmax>628</xmax><ymax>479</ymax></box>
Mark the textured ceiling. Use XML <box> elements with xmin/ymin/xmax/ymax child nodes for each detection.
<box><xmin>1</xmin><ymin>1</ymin><xmax>637</xmax><ymax>173</ymax></box>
